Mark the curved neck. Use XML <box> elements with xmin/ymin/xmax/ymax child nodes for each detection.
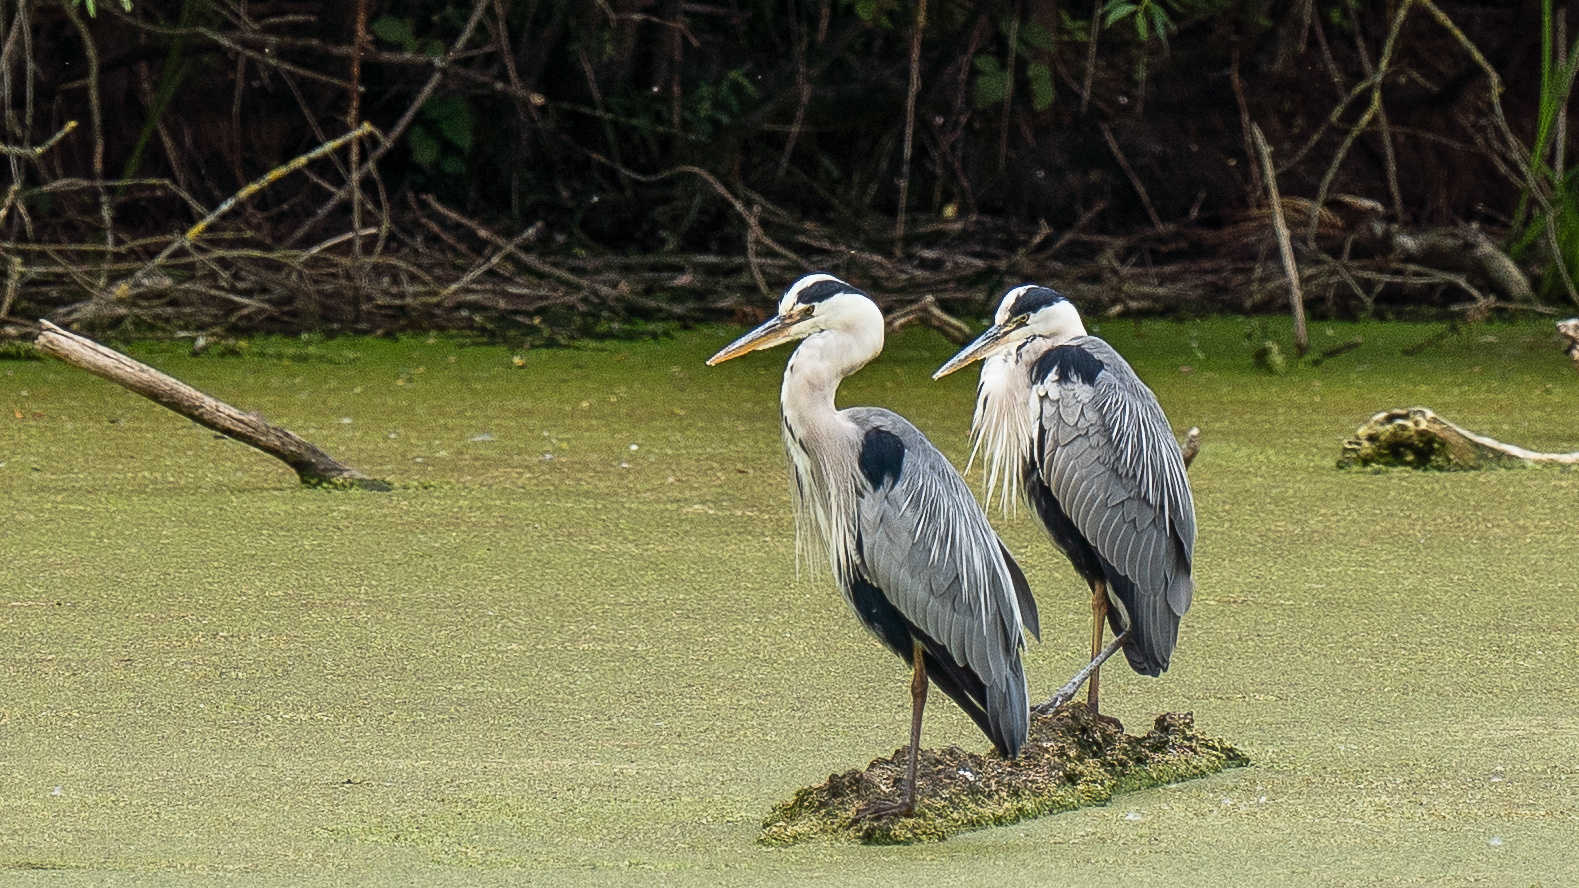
<box><xmin>780</xmin><ymin>305</ymin><xmax>883</xmax><ymax>433</ymax></box>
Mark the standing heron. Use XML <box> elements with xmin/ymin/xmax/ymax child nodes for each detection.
<box><xmin>934</xmin><ymin>285</ymin><xmax>1194</xmax><ymax>717</ymax></box>
<box><xmin>708</xmin><ymin>273</ymin><xmax>1040</xmax><ymax>816</ymax></box>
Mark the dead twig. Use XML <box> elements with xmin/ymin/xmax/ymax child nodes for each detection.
<box><xmin>893</xmin><ymin>0</ymin><xmax>927</xmax><ymax>255</ymax></box>
<box><xmin>0</xmin><ymin>119</ymin><xmax>76</xmax><ymax>158</ymax></box>
<box><xmin>1100</xmin><ymin>122</ymin><xmax>1164</xmax><ymax>232</ymax></box>
<box><xmin>884</xmin><ymin>294</ymin><xmax>971</xmax><ymax>345</ymax></box>
<box><xmin>1251</xmin><ymin>123</ymin><xmax>1308</xmax><ymax>357</ymax></box>
<box><xmin>113</xmin><ymin>122</ymin><xmax>377</xmax><ymax>299</ymax></box>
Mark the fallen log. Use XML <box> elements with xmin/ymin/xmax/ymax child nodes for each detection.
<box><xmin>1338</xmin><ymin>406</ymin><xmax>1579</xmax><ymax>470</ymax></box>
<box><xmin>34</xmin><ymin>321</ymin><xmax>391</xmax><ymax>490</ymax></box>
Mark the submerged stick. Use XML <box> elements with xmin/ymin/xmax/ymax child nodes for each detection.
<box><xmin>34</xmin><ymin>321</ymin><xmax>390</xmax><ymax>490</ymax></box>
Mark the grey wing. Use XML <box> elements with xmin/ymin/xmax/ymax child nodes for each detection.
<box><xmin>1035</xmin><ymin>340</ymin><xmax>1195</xmax><ymax>663</ymax></box>
<box><xmin>846</xmin><ymin>408</ymin><xmax>1034</xmax><ymax>751</ymax></box>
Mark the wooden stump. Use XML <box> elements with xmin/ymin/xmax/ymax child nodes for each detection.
<box><xmin>34</xmin><ymin>321</ymin><xmax>390</xmax><ymax>490</ymax></box>
<box><xmin>1338</xmin><ymin>406</ymin><xmax>1579</xmax><ymax>470</ymax></box>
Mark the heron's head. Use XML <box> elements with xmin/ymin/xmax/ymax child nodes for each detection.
<box><xmin>706</xmin><ymin>273</ymin><xmax>880</xmax><ymax>365</ymax></box>
<box><xmin>932</xmin><ymin>284</ymin><xmax>1086</xmax><ymax>379</ymax></box>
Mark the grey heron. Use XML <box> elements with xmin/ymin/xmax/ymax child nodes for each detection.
<box><xmin>707</xmin><ymin>273</ymin><xmax>1040</xmax><ymax>816</ymax></box>
<box><xmin>934</xmin><ymin>285</ymin><xmax>1194</xmax><ymax>717</ymax></box>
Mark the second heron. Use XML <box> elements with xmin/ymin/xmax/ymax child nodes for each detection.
<box><xmin>935</xmin><ymin>285</ymin><xmax>1195</xmax><ymax>717</ymax></box>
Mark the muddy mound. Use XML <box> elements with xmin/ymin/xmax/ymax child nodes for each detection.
<box><xmin>761</xmin><ymin>704</ymin><xmax>1249</xmax><ymax>845</ymax></box>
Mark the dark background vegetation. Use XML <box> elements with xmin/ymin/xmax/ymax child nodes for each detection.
<box><xmin>2</xmin><ymin>0</ymin><xmax>1576</xmax><ymax>343</ymax></box>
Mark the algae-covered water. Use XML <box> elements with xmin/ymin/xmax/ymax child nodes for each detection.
<box><xmin>2</xmin><ymin>317</ymin><xmax>1576</xmax><ymax>885</ymax></box>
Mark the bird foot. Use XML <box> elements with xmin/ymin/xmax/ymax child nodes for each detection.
<box><xmin>847</xmin><ymin>795</ymin><xmax>914</xmax><ymax>824</ymax></box>
<box><xmin>1033</xmin><ymin>687</ymin><xmax>1076</xmax><ymax>715</ymax></box>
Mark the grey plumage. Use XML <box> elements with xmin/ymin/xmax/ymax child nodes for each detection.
<box><xmin>1023</xmin><ymin>336</ymin><xmax>1194</xmax><ymax>673</ymax></box>
<box><xmin>708</xmin><ymin>274</ymin><xmax>1039</xmax><ymax>813</ymax></box>
<box><xmin>935</xmin><ymin>285</ymin><xmax>1194</xmax><ymax>705</ymax></box>
<box><xmin>842</xmin><ymin>408</ymin><xmax>1038</xmax><ymax>753</ymax></box>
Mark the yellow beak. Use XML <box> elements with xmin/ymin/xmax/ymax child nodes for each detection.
<box><xmin>706</xmin><ymin>309</ymin><xmax>810</xmax><ymax>365</ymax></box>
<box><xmin>932</xmin><ymin>317</ymin><xmax>1024</xmax><ymax>379</ymax></box>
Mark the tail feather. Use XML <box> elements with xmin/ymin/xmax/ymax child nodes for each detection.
<box><xmin>920</xmin><ymin>643</ymin><xmax>1029</xmax><ymax>759</ymax></box>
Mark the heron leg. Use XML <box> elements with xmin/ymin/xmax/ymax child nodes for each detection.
<box><xmin>1088</xmin><ymin>581</ymin><xmax>1108</xmax><ymax>715</ymax></box>
<box><xmin>900</xmin><ymin>641</ymin><xmax>927</xmax><ymax>816</ymax></box>
<box><xmin>850</xmin><ymin>642</ymin><xmax>927</xmax><ymax>822</ymax></box>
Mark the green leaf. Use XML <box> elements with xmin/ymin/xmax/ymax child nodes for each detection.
<box><xmin>440</xmin><ymin>155</ymin><xmax>466</xmax><ymax>176</ymax></box>
<box><xmin>1102</xmin><ymin>2</ymin><xmax>1137</xmax><ymax>26</ymax></box>
<box><xmin>974</xmin><ymin>63</ymin><xmax>1008</xmax><ymax>110</ymax></box>
<box><xmin>408</xmin><ymin>125</ymin><xmax>440</xmax><ymax>166</ymax></box>
<box><xmin>371</xmin><ymin>15</ymin><xmax>413</xmax><ymax>47</ymax></box>
<box><xmin>973</xmin><ymin>55</ymin><xmax>1004</xmax><ymax>75</ymax></box>
<box><xmin>1147</xmin><ymin>4</ymin><xmax>1172</xmax><ymax>41</ymax></box>
<box><xmin>1028</xmin><ymin>62</ymin><xmax>1055</xmax><ymax>111</ymax></box>
<box><xmin>1020</xmin><ymin>20</ymin><xmax>1053</xmax><ymax>51</ymax></box>
<box><xmin>424</xmin><ymin>95</ymin><xmax>473</xmax><ymax>152</ymax></box>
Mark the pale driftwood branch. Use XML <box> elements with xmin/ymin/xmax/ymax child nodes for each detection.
<box><xmin>884</xmin><ymin>295</ymin><xmax>971</xmax><ymax>345</ymax></box>
<box><xmin>1338</xmin><ymin>406</ymin><xmax>1579</xmax><ymax>470</ymax></box>
<box><xmin>34</xmin><ymin>321</ymin><xmax>390</xmax><ymax>490</ymax></box>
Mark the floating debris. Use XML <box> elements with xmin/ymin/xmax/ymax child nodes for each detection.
<box><xmin>760</xmin><ymin>704</ymin><xmax>1248</xmax><ymax>845</ymax></box>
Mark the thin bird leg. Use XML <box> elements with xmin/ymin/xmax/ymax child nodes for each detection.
<box><xmin>1088</xmin><ymin>581</ymin><xmax>1108</xmax><ymax>715</ymax></box>
<box><xmin>850</xmin><ymin>642</ymin><xmax>928</xmax><ymax>823</ymax></box>
<box><xmin>901</xmin><ymin>641</ymin><xmax>928</xmax><ymax>816</ymax></box>
<box><xmin>1035</xmin><ymin>628</ymin><xmax>1132</xmax><ymax>714</ymax></box>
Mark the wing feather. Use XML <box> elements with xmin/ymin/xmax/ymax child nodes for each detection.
<box><xmin>1032</xmin><ymin>338</ymin><xmax>1196</xmax><ymax>671</ymax></box>
<box><xmin>842</xmin><ymin>408</ymin><xmax>1035</xmax><ymax>752</ymax></box>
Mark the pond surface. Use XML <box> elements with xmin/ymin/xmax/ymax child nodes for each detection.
<box><xmin>1</xmin><ymin>317</ymin><xmax>1576</xmax><ymax>885</ymax></box>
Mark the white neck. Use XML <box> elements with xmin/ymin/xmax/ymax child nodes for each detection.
<box><xmin>776</xmin><ymin>300</ymin><xmax>883</xmax><ymax>579</ymax></box>
<box><xmin>779</xmin><ymin>300</ymin><xmax>884</xmax><ymax>434</ymax></box>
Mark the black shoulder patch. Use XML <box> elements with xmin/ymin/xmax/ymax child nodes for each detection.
<box><xmin>1007</xmin><ymin>285</ymin><xmax>1068</xmax><ymax>318</ymax></box>
<box><xmin>1032</xmin><ymin>343</ymin><xmax>1105</xmax><ymax>387</ymax></box>
<box><xmin>797</xmin><ymin>278</ymin><xmax>855</xmax><ymax>305</ymax></box>
<box><xmin>858</xmin><ymin>427</ymin><xmax>906</xmax><ymax>490</ymax></box>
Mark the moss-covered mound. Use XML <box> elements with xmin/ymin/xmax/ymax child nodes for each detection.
<box><xmin>760</xmin><ymin>705</ymin><xmax>1249</xmax><ymax>845</ymax></box>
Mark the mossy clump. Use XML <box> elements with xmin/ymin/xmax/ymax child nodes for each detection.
<box><xmin>759</xmin><ymin>705</ymin><xmax>1249</xmax><ymax>845</ymax></box>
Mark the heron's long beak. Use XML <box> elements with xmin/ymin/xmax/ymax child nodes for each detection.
<box><xmin>706</xmin><ymin>309</ymin><xmax>808</xmax><ymax>365</ymax></box>
<box><xmin>932</xmin><ymin>317</ymin><xmax>1024</xmax><ymax>379</ymax></box>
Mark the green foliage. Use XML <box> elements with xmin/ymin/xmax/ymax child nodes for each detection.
<box><xmin>682</xmin><ymin>69</ymin><xmax>759</xmax><ymax>140</ymax></box>
<box><xmin>1098</xmin><ymin>0</ymin><xmax>1238</xmax><ymax>46</ymax></box>
<box><xmin>1508</xmin><ymin>0</ymin><xmax>1579</xmax><ymax>302</ymax></box>
<box><xmin>406</xmin><ymin>95</ymin><xmax>473</xmax><ymax>177</ymax></box>
<box><xmin>370</xmin><ymin>16</ymin><xmax>472</xmax><ymax>179</ymax></box>
<box><xmin>370</xmin><ymin>14</ymin><xmax>445</xmax><ymax>57</ymax></box>
<box><xmin>974</xmin><ymin>16</ymin><xmax>1056</xmax><ymax>112</ymax></box>
<box><xmin>69</xmin><ymin>0</ymin><xmax>132</xmax><ymax>16</ymax></box>
<box><xmin>848</xmin><ymin>0</ymin><xmax>899</xmax><ymax>29</ymax></box>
